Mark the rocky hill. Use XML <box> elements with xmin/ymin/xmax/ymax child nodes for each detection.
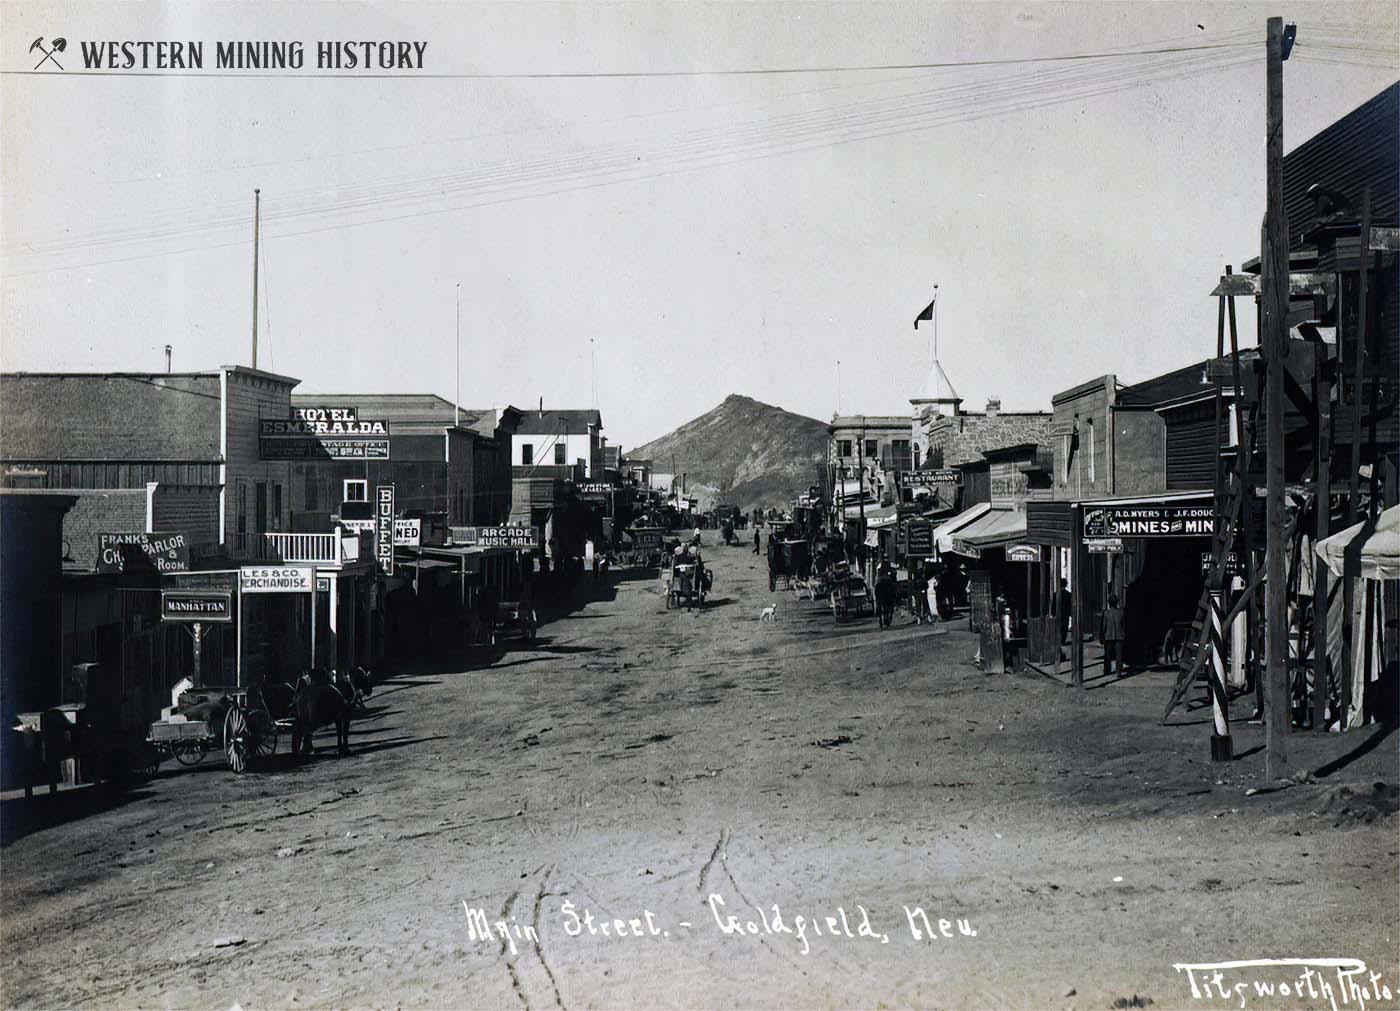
<box><xmin>629</xmin><ymin>394</ymin><xmax>829</xmax><ymax>512</ymax></box>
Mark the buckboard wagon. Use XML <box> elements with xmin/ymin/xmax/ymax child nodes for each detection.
<box><xmin>146</xmin><ymin>684</ymin><xmax>282</xmax><ymax>774</ymax></box>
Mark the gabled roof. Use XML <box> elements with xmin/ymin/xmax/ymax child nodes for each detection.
<box><xmin>291</xmin><ymin>393</ymin><xmax>502</xmax><ymax>436</ymax></box>
<box><xmin>1</xmin><ymin>373</ymin><xmax>222</xmax><ymax>460</ymax></box>
<box><xmin>515</xmin><ymin>409</ymin><xmax>602</xmax><ymax>435</ymax></box>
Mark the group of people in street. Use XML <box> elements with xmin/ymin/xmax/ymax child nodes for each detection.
<box><xmin>871</xmin><ymin>557</ymin><xmax>962</xmax><ymax>628</ymax></box>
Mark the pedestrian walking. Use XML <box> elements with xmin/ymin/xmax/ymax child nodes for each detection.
<box><xmin>753</xmin><ymin>527</ymin><xmax>761</xmax><ymax>554</ymax></box>
<box><xmin>874</xmin><ymin>563</ymin><xmax>896</xmax><ymax>628</ymax></box>
<box><xmin>1056</xmin><ymin>578</ymin><xmax>1073</xmax><ymax>645</ymax></box>
<box><xmin>1101</xmin><ymin>593</ymin><xmax>1126</xmax><ymax>677</ymax></box>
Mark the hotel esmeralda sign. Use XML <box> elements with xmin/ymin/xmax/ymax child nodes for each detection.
<box><xmin>1082</xmin><ymin>504</ymin><xmax>1215</xmax><ymax>539</ymax></box>
<box><xmin>260</xmin><ymin>407</ymin><xmax>390</xmax><ymax>461</ymax></box>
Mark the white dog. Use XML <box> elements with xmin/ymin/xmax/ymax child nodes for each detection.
<box><xmin>759</xmin><ymin>604</ymin><xmax>777</xmax><ymax>623</ymax></box>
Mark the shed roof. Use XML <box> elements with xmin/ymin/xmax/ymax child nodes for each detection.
<box><xmin>1</xmin><ymin>373</ymin><xmax>223</xmax><ymax>460</ymax></box>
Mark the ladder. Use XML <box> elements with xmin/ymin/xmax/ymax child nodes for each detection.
<box><xmin>1162</xmin><ymin>393</ymin><xmax>1261</xmax><ymax>721</ymax></box>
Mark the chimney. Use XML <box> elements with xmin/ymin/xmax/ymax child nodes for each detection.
<box><xmin>538</xmin><ymin>397</ymin><xmax>544</xmax><ymax>417</ymax></box>
<box><xmin>164</xmin><ymin>345</ymin><xmax>172</xmax><ymax>373</ymax></box>
<box><xmin>985</xmin><ymin>397</ymin><xmax>1001</xmax><ymax>418</ymax></box>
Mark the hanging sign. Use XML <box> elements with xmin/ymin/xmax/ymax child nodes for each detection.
<box><xmin>394</xmin><ymin>518</ymin><xmax>421</xmax><ymax>546</ymax></box>
<box><xmin>901</xmin><ymin>519</ymin><xmax>934</xmax><ymax>557</ymax></box>
<box><xmin>1085</xmin><ymin>537</ymin><xmax>1123</xmax><ymax>554</ymax></box>
<box><xmin>948</xmin><ymin>537</ymin><xmax>982</xmax><ymax>559</ymax></box>
<box><xmin>1082</xmin><ymin>504</ymin><xmax>1214</xmax><ymax>539</ymax></box>
<box><xmin>376</xmin><ymin>485</ymin><xmax>395</xmax><ymax>575</ymax></box>
<box><xmin>1006</xmin><ymin>543</ymin><xmax>1042</xmax><ymax>563</ymax></box>
<box><xmin>240</xmin><ymin>566</ymin><xmax>314</xmax><ymax>593</ymax></box>
<box><xmin>161</xmin><ymin>591</ymin><xmax>231</xmax><ymax>623</ymax></box>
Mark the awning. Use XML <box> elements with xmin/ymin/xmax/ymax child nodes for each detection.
<box><xmin>1075</xmin><ymin>490</ymin><xmax>1212</xmax><ymax>507</ymax></box>
<box><xmin>841</xmin><ymin>501</ymin><xmax>879</xmax><ymax>520</ymax></box>
<box><xmin>933</xmin><ymin>502</ymin><xmax>991</xmax><ymax>554</ymax></box>
<box><xmin>864</xmin><ymin>505</ymin><xmax>899</xmax><ymax>529</ymax></box>
<box><xmin>1315</xmin><ymin>505</ymin><xmax>1399</xmax><ymax>581</ymax></box>
<box><xmin>947</xmin><ymin>508</ymin><xmax>1028</xmax><ymax>557</ymax></box>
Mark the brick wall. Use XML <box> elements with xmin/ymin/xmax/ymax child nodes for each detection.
<box><xmin>62</xmin><ymin>489</ymin><xmax>148</xmax><ymax>568</ymax></box>
<box><xmin>926</xmin><ymin>413</ymin><xmax>1053</xmax><ymax>468</ymax></box>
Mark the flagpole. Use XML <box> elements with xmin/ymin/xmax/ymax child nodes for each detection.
<box><xmin>932</xmin><ymin>284</ymin><xmax>939</xmax><ymax>400</ymax></box>
<box><xmin>455</xmin><ymin>282</ymin><xmax>461</xmax><ymax>427</ymax></box>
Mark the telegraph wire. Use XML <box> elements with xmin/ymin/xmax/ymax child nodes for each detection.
<box><xmin>4</xmin><ymin>49</ymin><xmax>1259</xmax><ymax>278</ymax></box>
<box><xmin>6</xmin><ymin>46</ymin><xmax>1253</xmax><ymax>261</ymax></box>
<box><xmin>1</xmin><ymin>39</ymin><xmax>1254</xmax><ymax>80</ymax></box>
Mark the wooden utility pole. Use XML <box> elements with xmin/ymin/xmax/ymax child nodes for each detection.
<box><xmin>1310</xmin><ymin>283</ymin><xmax>1331</xmax><ymax>732</ymax></box>
<box><xmin>1340</xmin><ymin>189</ymin><xmax>1372</xmax><ymax>724</ymax></box>
<box><xmin>251</xmin><ymin>188</ymin><xmax>261</xmax><ymax>370</ymax></box>
<box><xmin>1262</xmin><ymin>17</ymin><xmax>1291</xmax><ymax>778</ymax></box>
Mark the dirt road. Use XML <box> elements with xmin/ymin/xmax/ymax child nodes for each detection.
<box><xmin>3</xmin><ymin>540</ymin><xmax>1397</xmax><ymax>1010</ymax></box>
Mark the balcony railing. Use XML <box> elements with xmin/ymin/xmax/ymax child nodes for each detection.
<box><xmin>259</xmin><ymin>531</ymin><xmax>362</xmax><ymax>567</ymax></box>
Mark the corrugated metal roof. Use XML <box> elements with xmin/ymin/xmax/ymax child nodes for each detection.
<box><xmin>1284</xmin><ymin>83</ymin><xmax>1399</xmax><ymax>247</ymax></box>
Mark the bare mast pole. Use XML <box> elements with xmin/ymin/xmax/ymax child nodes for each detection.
<box><xmin>252</xmin><ymin>189</ymin><xmax>260</xmax><ymax>369</ymax></box>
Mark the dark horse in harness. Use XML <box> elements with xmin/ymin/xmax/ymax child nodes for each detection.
<box><xmin>288</xmin><ymin>667</ymin><xmax>369</xmax><ymax>758</ymax></box>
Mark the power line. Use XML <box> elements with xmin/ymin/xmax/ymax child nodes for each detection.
<box><xmin>5</xmin><ymin>46</ymin><xmax>1254</xmax><ymax>265</ymax></box>
<box><xmin>1</xmin><ymin>40</ymin><xmax>1254</xmax><ymax>81</ymax></box>
<box><xmin>5</xmin><ymin>49</ymin><xmax>1258</xmax><ymax>277</ymax></box>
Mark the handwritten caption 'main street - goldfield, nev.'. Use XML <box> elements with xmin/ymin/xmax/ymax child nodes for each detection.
<box><xmin>462</xmin><ymin>894</ymin><xmax>977</xmax><ymax>957</ymax></box>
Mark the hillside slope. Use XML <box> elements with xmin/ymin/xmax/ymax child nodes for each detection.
<box><xmin>629</xmin><ymin>394</ymin><xmax>829</xmax><ymax>512</ymax></box>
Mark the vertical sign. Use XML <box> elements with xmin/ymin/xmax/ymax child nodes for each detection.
<box><xmin>376</xmin><ymin>484</ymin><xmax>395</xmax><ymax>575</ymax></box>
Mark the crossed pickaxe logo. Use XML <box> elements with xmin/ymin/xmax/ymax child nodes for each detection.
<box><xmin>30</xmin><ymin>36</ymin><xmax>66</xmax><ymax>70</ymax></box>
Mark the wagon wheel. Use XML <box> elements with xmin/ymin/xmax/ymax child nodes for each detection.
<box><xmin>224</xmin><ymin>705</ymin><xmax>250</xmax><ymax>774</ymax></box>
<box><xmin>249</xmin><ymin>709</ymin><xmax>278</xmax><ymax>760</ymax></box>
<box><xmin>172</xmin><ymin>737</ymin><xmax>208</xmax><ymax>766</ymax></box>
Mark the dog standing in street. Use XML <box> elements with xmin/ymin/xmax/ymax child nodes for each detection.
<box><xmin>760</xmin><ymin>604</ymin><xmax>777</xmax><ymax>623</ymax></box>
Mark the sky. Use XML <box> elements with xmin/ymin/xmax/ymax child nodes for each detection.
<box><xmin>2</xmin><ymin>1</ymin><xmax>1396</xmax><ymax>449</ymax></box>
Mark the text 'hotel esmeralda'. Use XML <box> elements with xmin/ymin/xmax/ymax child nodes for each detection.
<box><xmin>79</xmin><ymin>40</ymin><xmax>427</xmax><ymax>71</ymax></box>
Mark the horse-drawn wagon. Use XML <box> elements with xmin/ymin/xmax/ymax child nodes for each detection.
<box><xmin>625</xmin><ymin>527</ymin><xmax>668</xmax><ymax>568</ymax></box>
<box><xmin>830</xmin><ymin>567</ymin><xmax>872</xmax><ymax>620</ymax></box>
<box><xmin>666</xmin><ymin>559</ymin><xmax>711</xmax><ymax>609</ymax></box>
<box><xmin>146</xmin><ymin>681</ymin><xmax>283</xmax><ymax>774</ymax></box>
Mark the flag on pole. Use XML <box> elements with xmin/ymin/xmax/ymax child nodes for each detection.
<box><xmin>914</xmin><ymin>291</ymin><xmax>937</xmax><ymax>329</ymax></box>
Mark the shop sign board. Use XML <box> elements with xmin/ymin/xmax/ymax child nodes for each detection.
<box><xmin>1200</xmin><ymin>552</ymin><xmax>1243</xmax><ymax>576</ymax></box>
<box><xmin>259</xmin><ymin>411</ymin><xmax>390</xmax><ymax>461</ymax></box>
<box><xmin>456</xmin><ymin>525</ymin><xmax>541</xmax><ymax>549</ymax></box>
<box><xmin>903</xmin><ymin>519</ymin><xmax>934</xmax><ymax>557</ymax></box>
<box><xmin>1006</xmin><ymin>543</ymin><xmax>1042</xmax><ymax>563</ymax></box>
<box><xmin>97</xmin><ymin>531</ymin><xmax>190</xmax><ymax>573</ymax></box>
<box><xmin>577</xmin><ymin>482</ymin><xmax>617</xmax><ymax>497</ymax></box>
<box><xmin>1085</xmin><ymin>537</ymin><xmax>1123</xmax><ymax>554</ymax></box>
<box><xmin>161</xmin><ymin>590</ymin><xmax>231</xmax><ymax>622</ymax></box>
<box><xmin>393</xmin><ymin>518</ymin><xmax>421</xmax><ymax>546</ymax></box>
<box><xmin>240</xmin><ymin>566</ymin><xmax>314</xmax><ymax>593</ymax></box>
<box><xmin>1082</xmin><ymin>504</ymin><xmax>1214</xmax><ymax>539</ymax></box>
<box><xmin>949</xmin><ymin>537</ymin><xmax>981</xmax><ymax>559</ymax></box>
<box><xmin>376</xmin><ymin>485</ymin><xmax>395</xmax><ymax>575</ymax></box>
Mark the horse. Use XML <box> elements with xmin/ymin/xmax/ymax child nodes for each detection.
<box><xmin>332</xmin><ymin>666</ymin><xmax>374</xmax><ymax>711</ymax></box>
<box><xmin>290</xmin><ymin>669</ymin><xmax>352</xmax><ymax>758</ymax></box>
